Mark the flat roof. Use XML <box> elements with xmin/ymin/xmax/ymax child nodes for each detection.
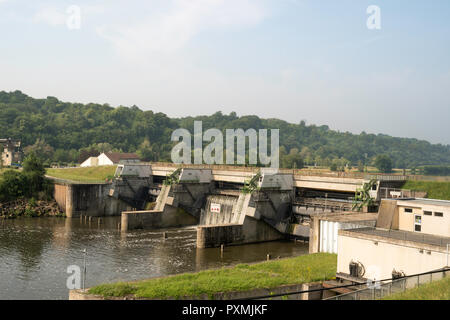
<box><xmin>342</xmin><ymin>227</ymin><xmax>450</xmax><ymax>248</ymax></box>
<box><xmin>395</xmin><ymin>198</ymin><xmax>450</xmax><ymax>208</ymax></box>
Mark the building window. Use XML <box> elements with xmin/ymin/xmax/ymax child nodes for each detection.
<box><xmin>434</xmin><ymin>212</ymin><xmax>443</xmax><ymax>217</ymax></box>
<box><xmin>404</xmin><ymin>208</ymin><xmax>413</xmax><ymax>213</ymax></box>
<box><xmin>414</xmin><ymin>215</ymin><xmax>422</xmax><ymax>232</ymax></box>
<box><xmin>423</xmin><ymin>211</ymin><xmax>432</xmax><ymax>216</ymax></box>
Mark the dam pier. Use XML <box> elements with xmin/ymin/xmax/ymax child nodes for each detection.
<box><xmin>51</xmin><ymin>163</ymin><xmax>408</xmax><ymax>249</ymax></box>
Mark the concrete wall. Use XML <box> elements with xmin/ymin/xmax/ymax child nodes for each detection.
<box><xmin>121</xmin><ymin>206</ymin><xmax>198</xmax><ymax>231</ymax></box>
<box><xmin>121</xmin><ymin>184</ymin><xmax>200</xmax><ymax>231</ymax></box>
<box><xmin>54</xmin><ymin>183</ymin><xmax>67</xmax><ymax>212</ymax></box>
<box><xmin>250</xmin><ymin>190</ymin><xmax>293</xmax><ymax>234</ymax></box>
<box><xmin>376</xmin><ymin>199</ymin><xmax>398</xmax><ymax>229</ymax></box>
<box><xmin>337</xmin><ymin>231</ymin><xmax>449</xmax><ymax>280</ymax></box>
<box><xmin>69</xmin><ymin>281</ymin><xmax>323</xmax><ymax>300</ymax></box>
<box><xmin>200</xmin><ymin>195</ymin><xmax>239</xmax><ymax>225</ymax></box>
<box><xmin>196</xmin><ymin>216</ymin><xmax>284</xmax><ymax>248</ymax></box>
<box><xmin>53</xmin><ymin>182</ymin><xmax>131</xmax><ymax>218</ymax></box>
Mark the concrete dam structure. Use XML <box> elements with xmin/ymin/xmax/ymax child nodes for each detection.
<box><xmin>121</xmin><ymin>168</ymin><xmax>294</xmax><ymax>248</ymax></box>
<box><xmin>52</xmin><ymin>163</ymin><xmax>407</xmax><ymax>248</ymax></box>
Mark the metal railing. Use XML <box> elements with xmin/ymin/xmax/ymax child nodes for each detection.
<box><xmin>345</xmin><ymin>227</ymin><xmax>450</xmax><ymax>247</ymax></box>
<box><xmin>378</xmin><ymin>187</ymin><xmax>427</xmax><ymax>199</ymax></box>
<box><xmin>241</xmin><ymin>267</ymin><xmax>450</xmax><ymax>300</ymax></box>
<box><xmin>148</xmin><ymin>162</ymin><xmax>412</xmax><ymax>180</ymax></box>
<box><xmin>326</xmin><ymin>268</ymin><xmax>450</xmax><ymax>300</ymax></box>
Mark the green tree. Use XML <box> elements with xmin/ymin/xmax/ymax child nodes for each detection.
<box><xmin>137</xmin><ymin>138</ymin><xmax>156</xmax><ymax>162</ymax></box>
<box><xmin>374</xmin><ymin>155</ymin><xmax>393</xmax><ymax>173</ymax></box>
<box><xmin>357</xmin><ymin>160</ymin><xmax>364</xmax><ymax>172</ymax></box>
<box><xmin>0</xmin><ymin>170</ymin><xmax>27</xmax><ymax>201</ymax></box>
<box><xmin>1</xmin><ymin>90</ymin><xmax>450</xmax><ymax>169</ymax></box>
<box><xmin>24</xmin><ymin>138</ymin><xmax>54</xmax><ymax>160</ymax></box>
<box><xmin>330</xmin><ymin>162</ymin><xmax>338</xmax><ymax>171</ymax></box>
<box><xmin>22</xmin><ymin>153</ymin><xmax>46</xmax><ymax>196</ymax></box>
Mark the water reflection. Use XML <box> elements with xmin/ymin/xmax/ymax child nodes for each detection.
<box><xmin>0</xmin><ymin>217</ymin><xmax>308</xmax><ymax>300</ymax></box>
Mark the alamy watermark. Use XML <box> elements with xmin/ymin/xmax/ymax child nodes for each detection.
<box><xmin>66</xmin><ymin>249</ymin><xmax>87</xmax><ymax>290</ymax></box>
<box><xmin>367</xmin><ymin>5</ymin><xmax>381</xmax><ymax>30</ymax></box>
<box><xmin>66</xmin><ymin>5</ymin><xmax>81</xmax><ymax>30</ymax></box>
<box><xmin>66</xmin><ymin>265</ymin><xmax>82</xmax><ymax>290</ymax></box>
<box><xmin>171</xmin><ymin>121</ymin><xmax>279</xmax><ymax>169</ymax></box>
<box><xmin>366</xmin><ymin>265</ymin><xmax>381</xmax><ymax>289</ymax></box>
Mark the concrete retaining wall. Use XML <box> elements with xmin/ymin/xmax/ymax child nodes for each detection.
<box><xmin>121</xmin><ymin>206</ymin><xmax>198</xmax><ymax>231</ymax></box>
<box><xmin>196</xmin><ymin>217</ymin><xmax>284</xmax><ymax>248</ymax></box>
<box><xmin>53</xmin><ymin>182</ymin><xmax>131</xmax><ymax>218</ymax></box>
<box><xmin>69</xmin><ymin>282</ymin><xmax>323</xmax><ymax>300</ymax></box>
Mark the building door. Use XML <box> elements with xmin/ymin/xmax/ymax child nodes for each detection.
<box><xmin>320</xmin><ymin>220</ymin><xmax>338</xmax><ymax>254</ymax></box>
<box><xmin>414</xmin><ymin>215</ymin><xmax>422</xmax><ymax>232</ymax></box>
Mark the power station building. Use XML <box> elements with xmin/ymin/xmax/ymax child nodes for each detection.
<box><xmin>336</xmin><ymin>198</ymin><xmax>450</xmax><ymax>281</ymax></box>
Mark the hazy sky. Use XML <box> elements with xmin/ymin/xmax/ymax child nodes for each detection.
<box><xmin>1</xmin><ymin>0</ymin><xmax>449</xmax><ymax>144</ymax></box>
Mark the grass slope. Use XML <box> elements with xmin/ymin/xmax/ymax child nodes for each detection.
<box><xmin>402</xmin><ymin>180</ymin><xmax>450</xmax><ymax>200</ymax></box>
<box><xmin>383</xmin><ymin>276</ymin><xmax>450</xmax><ymax>300</ymax></box>
<box><xmin>46</xmin><ymin>166</ymin><xmax>117</xmax><ymax>182</ymax></box>
<box><xmin>89</xmin><ymin>253</ymin><xmax>337</xmax><ymax>299</ymax></box>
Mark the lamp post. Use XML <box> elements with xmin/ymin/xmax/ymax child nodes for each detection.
<box><xmin>82</xmin><ymin>249</ymin><xmax>87</xmax><ymax>291</ymax></box>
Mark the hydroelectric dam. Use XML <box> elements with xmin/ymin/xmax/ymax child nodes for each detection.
<box><xmin>50</xmin><ymin>163</ymin><xmax>407</xmax><ymax>249</ymax></box>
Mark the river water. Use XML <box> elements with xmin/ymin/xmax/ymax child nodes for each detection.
<box><xmin>0</xmin><ymin>217</ymin><xmax>308</xmax><ymax>300</ymax></box>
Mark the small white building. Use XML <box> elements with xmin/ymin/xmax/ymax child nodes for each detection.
<box><xmin>80</xmin><ymin>152</ymin><xmax>140</xmax><ymax>167</ymax></box>
<box><xmin>80</xmin><ymin>156</ymin><xmax>98</xmax><ymax>167</ymax></box>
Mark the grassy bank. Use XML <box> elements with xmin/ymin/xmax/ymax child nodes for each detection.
<box><xmin>46</xmin><ymin>166</ymin><xmax>117</xmax><ymax>182</ymax></box>
<box><xmin>402</xmin><ymin>180</ymin><xmax>450</xmax><ymax>200</ymax></box>
<box><xmin>89</xmin><ymin>253</ymin><xmax>337</xmax><ymax>299</ymax></box>
<box><xmin>383</xmin><ymin>276</ymin><xmax>450</xmax><ymax>300</ymax></box>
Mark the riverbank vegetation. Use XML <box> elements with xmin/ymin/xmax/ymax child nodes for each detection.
<box><xmin>46</xmin><ymin>166</ymin><xmax>117</xmax><ymax>182</ymax></box>
<box><xmin>402</xmin><ymin>180</ymin><xmax>450</xmax><ymax>200</ymax></box>
<box><xmin>88</xmin><ymin>253</ymin><xmax>337</xmax><ymax>299</ymax></box>
<box><xmin>383</xmin><ymin>276</ymin><xmax>450</xmax><ymax>300</ymax></box>
<box><xmin>0</xmin><ymin>198</ymin><xmax>63</xmax><ymax>218</ymax></box>
<box><xmin>0</xmin><ymin>154</ymin><xmax>62</xmax><ymax>218</ymax></box>
<box><xmin>1</xmin><ymin>91</ymin><xmax>450</xmax><ymax>170</ymax></box>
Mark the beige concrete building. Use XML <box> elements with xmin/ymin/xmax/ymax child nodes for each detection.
<box><xmin>337</xmin><ymin>198</ymin><xmax>450</xmax><ymax>281</ymax></box>
<box><xmin>394</xmin><ymin>198</ymin><xmax>450</xmax><ymax>237</ymax></box>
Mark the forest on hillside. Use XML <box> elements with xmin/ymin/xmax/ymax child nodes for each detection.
<box><xmin>1</xmin><ymin>90</ymin><xmax>450</xmax><ymax>170</ymax></box>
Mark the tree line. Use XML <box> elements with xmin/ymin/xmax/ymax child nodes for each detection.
<box><xmin>1</xmin><ymin>90</ymin><xmax>450</xmax><ymax>171</ymax></box>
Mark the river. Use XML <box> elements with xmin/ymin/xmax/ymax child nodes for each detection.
<box><xmin>0</xmin><ymin>217</ymin><xmax>308</xmax><ymax>300</ymax></box>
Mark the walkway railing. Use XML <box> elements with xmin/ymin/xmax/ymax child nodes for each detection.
<box><xmin>241</xmin><ymin>267</ymin><xmax>449</xmax><ymax>300</ymax></box>
<box><xmin>325</xmin><ymin>268</ymin><xmax>450</xmax><ymax>300</ymax></box>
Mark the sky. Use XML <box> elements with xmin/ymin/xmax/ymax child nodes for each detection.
<box><xmin>0</xmin><ymin>0</ymin><xmax>449</xmax><ymax>144</ymax></box>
